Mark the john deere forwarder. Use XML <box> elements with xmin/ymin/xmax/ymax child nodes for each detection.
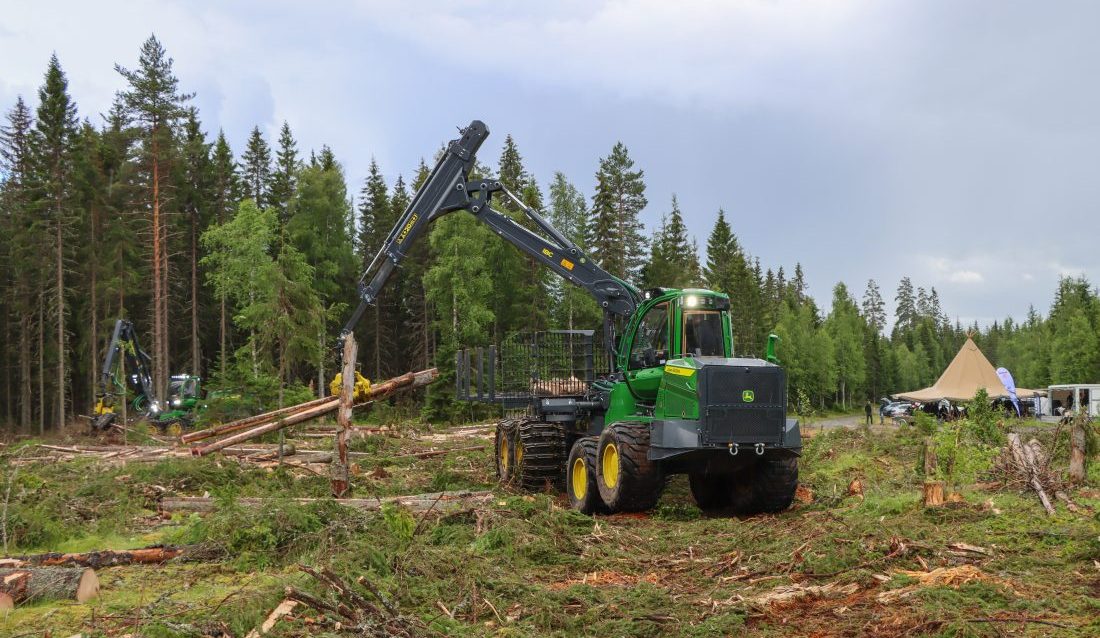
<box><xmin>341</xmin><ymin>121</ymin><xmax>801</xmax><ymax>514</ymax></box>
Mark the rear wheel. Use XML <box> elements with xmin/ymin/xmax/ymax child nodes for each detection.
<box><xmin>688</xmin><ymin>472</ymin><xmax>731</xmax><ymax>512</ymax></box>
<box><xmin>494</xmin><ymin>420</ymin><xmax>517</xmax><ymax>483</ymax></box>
<box><xmin>515</xmin><ymin>420</ymin><xmax>566</xmax><ymax>491</ymax></box>
<box><xmin>567</xmin><ymin>437</ymin><xmax>607</xmax><ymax>514</ymax></box>
<box><xmin>596</xmin><ymin>422</ymin><xmax>664</xmax><ymax>512</ymax></box>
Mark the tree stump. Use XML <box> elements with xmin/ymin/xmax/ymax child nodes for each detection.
<box><xmin>923</xmin><ymin>481</ymin><xmax>945</xmax><ymax>507</ymax></box>
<box><xmin>922</xmin><ymin>436</ymin><xmax>937</xmax><ymax>477</ymax></box>
<box><xmin>1069</xmin><ymin>414</ymin><xmax>1088</xmax><ymax>484</ymax></box>
<box><xmin>0</xmin><ymin>567</ymin><xmax>99</xmax><ymax>603</ymax></box>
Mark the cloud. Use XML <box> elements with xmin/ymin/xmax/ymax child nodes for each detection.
<box><xmin>946</xmin><ymin>270</ymin><xmax>984</xmax><ymax>284</ymax></box>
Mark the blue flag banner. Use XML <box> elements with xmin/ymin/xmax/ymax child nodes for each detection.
<box><xmin>996</xmin><ymin>367</ymin><xmax>1021</xmax><ymax>417</ymax></box>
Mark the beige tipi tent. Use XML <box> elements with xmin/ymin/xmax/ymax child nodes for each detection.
<box><xmin>895</xmin><ymin>337</ymin><xmax>1041</xmax><ymax>402</ymax></box>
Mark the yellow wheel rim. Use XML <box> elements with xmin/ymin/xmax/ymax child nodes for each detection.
<box><xmin>571</xmin><ymin>457</ymin><xmax>587</xmax><ymax>500</ymax></box>
<box><xmin>500</xmin><ymin>437</ymin><xmax>510</xmax><ymax>473</ymax></box>
<box><xmin>167</xmin><ymin>422</ymin><xmax>183</xmax><ymax>437</ymax></box>
<box><xmin>602</xmin><ymin>443</ymin><xmax>619</xmax><ymax>489</ymax></box>
<box><xmin>515</xmin><ymin>440</ymin><xmax>524</xmax><ymax>469</ymax></box>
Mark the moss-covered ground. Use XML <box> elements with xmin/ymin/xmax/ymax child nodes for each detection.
<box><xmin>1</xmin><ymin>419</ymin><xmax>1097</xmax><ymax>637</ymax></box>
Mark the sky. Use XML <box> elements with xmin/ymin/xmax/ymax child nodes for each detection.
<box><xmin>2</xmin><ymin>0</ymin><xmax>1097</xmax><ymax>328</ymax></box>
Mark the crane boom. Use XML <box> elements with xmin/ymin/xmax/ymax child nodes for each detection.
<box><xmin>340</xmin><ymin>120</ymin><xmax>639</xmax><ymax>344</ymax></box>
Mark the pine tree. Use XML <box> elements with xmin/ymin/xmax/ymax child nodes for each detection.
<box><xmin>589</xmin><ymin>142</ymin><xmax>647</xmax><ymax>282</ymax></box>
<box><xmin>241</xmin><ymin>126</ymin><xmax>271</xmax><ymax>208</ymax></box>
<box><xmin>269</xmin><ymin>121</ymin><xmax>298</xmax><ymax>225</ymax></box>
<box><xmin>116</xmin><ymin>34</ymin><xmax>193</xmax><ymax>404</ymax></box>
<box><xmin>32</xmin><ymin>54</ymin><xmax>80</xmax><ymax>429</ymax></box>
<box><xmin>393</xmin><ymin>173</ymin><xmax>433</xmax><ymax>371</ymax></box>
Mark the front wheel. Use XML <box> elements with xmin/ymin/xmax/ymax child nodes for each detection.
<box><xmin>596</xmin><ymin>422</ymin><xmax>664</xmax><ymax>513</ymax></box>
<box><xmin>567</xmin><ymin>437</ymin><xmax>607</xmax><ymax>514</ymax></box>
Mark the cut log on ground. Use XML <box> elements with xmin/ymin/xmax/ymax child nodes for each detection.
<box><xmin>0</xmin><ymin>591</ymin><xmax>11</xmax><ymax>610</ymax></box>
<box><xmin>191</xmin><ymin>368</ymin><xmax>437</xmax><ymax>457</ymax></box>
<box><xmin>159</xmin><ymin>490</ymin><xmax>492</xmax><ymax>515</ymax></box>
<box><xmin>2</xmin><ymin>544</ymin><xmax>218</xmax><ymax>569</ymax></box>
<box><xmin>0</xmin><ymin>567</ymin><xmax>99</xmax><ymax>603</ymax></box>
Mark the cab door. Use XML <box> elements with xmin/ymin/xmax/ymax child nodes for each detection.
<box><xmin>626</xmin><ymin>301</ymin><xmax>671</xmax><ymax>396</ymax></box>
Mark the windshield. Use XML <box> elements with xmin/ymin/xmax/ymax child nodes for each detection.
<box><xmin>629</xmin><ymin>302</ymin><xmax>670</xmax><ymax>369</ymax></box>
<box><xmin>683</xmin><ymin>310</ymin><xmax>724</xmax><ymax>357</ymax></box>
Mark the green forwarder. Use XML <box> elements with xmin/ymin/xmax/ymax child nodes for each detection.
<box><xmin>341</xmin><ymin>120</ymin><xmax>801</xmax><ymax>515</ymax></box>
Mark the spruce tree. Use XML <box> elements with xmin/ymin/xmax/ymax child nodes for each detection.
<box><xmin>209</xmin><ymin>131</ymin><xmax>238</xmax><ymax>378</ymax></box>
<box><xmin>548</xmin><ymin>172</ymin><xmax>599</xmax><ymax>330</ymax></box>
<box><xmin>116</xmin><ymin>34</ymin><xmax>193</xmax><ymax>403</ymax></box>
<box><xmin>589</xmin><ymin>142</ymin><xmax>647</xmax><ymax>282</ymax></box>
<box><xmin>32</xmin><ymin>53</ymin><xmax>80</xmax><ymax>428</ymax></box>
<box><xmin>241</xmin><ymin>125</ymin><xmax>272</xmax><ymax>208</ymax></box>
<box><xmin>825</xmin><ymin>282</ymin><xmax>867</xmax><ymax>408</ymax></box>
<box><xmin>269</xmin><ymin>121</ymin><xmax>298</xmax><ymax>224</ymax></box>
<box><xmin>288</xmin><ymin>154</ymin><xmax>357</xmax><ymax>393</ymax></box>
<box><xmin>179</xmin><ymin>108</ymin><xmax>212</xmax><ymax>376</ymax></box>
<box><xmin>861</xmin><ymin>279</ymin><xmax>886</xmax><ymax>334</ymax></box>
<box><xmin>893</xmin><ymin>277</ymin><xmax>916</xmax><ymax>340</ymax></box>
<box><xmin>642</xmin><ymin>194</ymin><xmax>698</xmax><ymax>289</ymax></box>
<box><xmin>355</xmin><ymin>158</ymin><xmax>396</xmax><ymax>379</ymax></box>
<box><xmin>1</xmin><ymin>97</ymin><xmax>36</xmax><ymax>428</ymax></box>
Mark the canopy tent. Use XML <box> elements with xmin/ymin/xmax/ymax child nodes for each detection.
<box><xmin>894</xmin><ymin>337</ymin><xmax>1042</xmax><ymax>402</ymax></box>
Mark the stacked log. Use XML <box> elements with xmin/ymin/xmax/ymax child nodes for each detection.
<box><xmin>190</xmin><ymin>368</ymin><xmax>437</xmax><ymax>457</ymax></box>
<box><xmin>1005</xmin><ymin>433</ymin><xmax>1056</xmax><ymax>515</ymax></box>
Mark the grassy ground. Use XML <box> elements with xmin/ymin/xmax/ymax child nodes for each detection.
<box><xmin>1</xmin><ymin>420</ymin><xmax>1098</xmax><ymax>637</ymax></box>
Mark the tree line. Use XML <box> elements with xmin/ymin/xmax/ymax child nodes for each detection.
<box><xmin>1</xmin><ymin>36</ymin><xmax>1097</xmax><ymax>430</ymax></box>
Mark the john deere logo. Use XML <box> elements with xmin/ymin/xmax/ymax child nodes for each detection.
<box><xmin>742</xmin><ymin>390</ymin><xmax>755</xmax><ymax>402</ymax></box>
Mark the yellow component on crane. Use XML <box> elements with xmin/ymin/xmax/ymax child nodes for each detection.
<box><xmin>329</xmin><ymin>371</ymin><xmax>372</xmax><ymax>401</ymax></box>
<box><xmin>94</xmin><ymin>398</ymin><xmax>114</xmax><ymax>416</ymax></box>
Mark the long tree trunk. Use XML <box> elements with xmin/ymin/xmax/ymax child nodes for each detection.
<box><xmin>89</xmin><ymin>202</ymin><xmax>98</xmax><ymax>417</ymax></box>
<box><xmin>55</xmin><ymin>209</ymin><xmax>65</xmax><ymax>429</ymax></box>
<box><xmin>19</xmin><ymin>311</ymin><xmax>31</xmax><ymax>429</ymax></box>
<box><xmin>191</xmin><ymin>207</ymin><xmax>200</xmax><ymax>376</ymax></box>
<box><xmin>220</xmin><ymin>294</ymin><xmax>226</xmax><ymax>378</ymax></box>
<box><xmin>374</xmin><ymin>305</ymin><xmax>380</xmax><ymax>380</ymax></box>
<box><xmin>37</xmin><ymin>295</ymin><xmax>45</xmax><ymax>434</ymax></box>
<box><xmin>151</xmin><ymin>139</ymin><xmax>164</xmax><ymax>405</ymax></box>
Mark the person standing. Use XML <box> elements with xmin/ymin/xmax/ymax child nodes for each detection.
<box><xmin>864</xmin><ymin>399</ymin><xmax>873</xmax><ymax>426</ymax></box>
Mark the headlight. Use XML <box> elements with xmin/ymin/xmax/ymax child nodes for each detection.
<box><xmin>685</xmin><ymin>295</ymin><xmax>699</xmax><ymax>308</ymax></box>
<box><xmin>171</xmin><ymin>399</ymin><xmax>182</xmax><ymax>407</ymax></box>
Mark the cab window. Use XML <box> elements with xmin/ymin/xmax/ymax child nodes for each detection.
<box><xmin>629</xmin><ymin>303</ymin><xmax>669</xmax><ymax>369</ymax></box>
<box><xmin>683</xmin><ymin>310</ymin><xmax>724</xmax><ymax>357</ymax></box>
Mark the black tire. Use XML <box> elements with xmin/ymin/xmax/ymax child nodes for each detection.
<box><xmin>749</xmin><ymin>456</ymin><xmax>799</xmax><ymax>514</ymax></box>
<box><xmin>567</xmin><ymin>437</ymin><xmax>608</xmax><ymax>514</ymax></box>
<box><xmin>596</xmin><ymin>422</ymin><xmax>664</xmax><ymax>512</ymax></box>
<box><xmin>494</xmin><ymin>420</ymin><xmax>517</xmax><ymax>483</ymax></box>
<box><xmin>688</xmin><ymin>471</ymin><xmax>731</xmax><ymax>512</ymax></box>
<box><xmin>515</xmin><ymin>420</ymin><xmax>567</xmax><ymax>491</ymax></box>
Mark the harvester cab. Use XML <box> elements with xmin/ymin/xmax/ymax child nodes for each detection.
<box><xmin>342</xmin><ymin>120</ymin><xmax>801</xmax><ymax>515</ymax></box>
